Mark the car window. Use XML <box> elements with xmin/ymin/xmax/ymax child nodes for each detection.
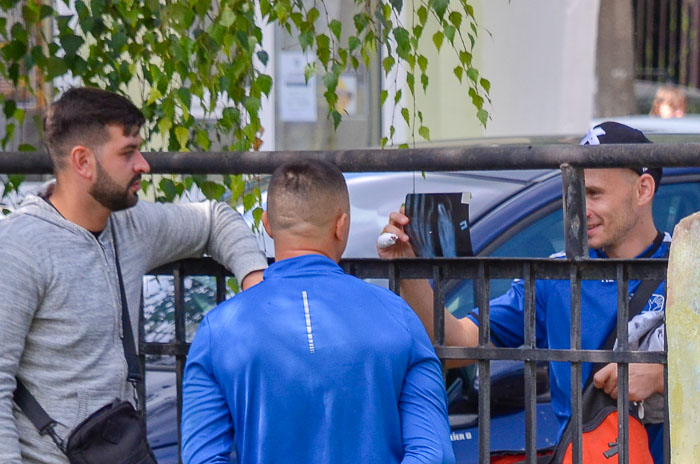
<box><xmin>446</xmin><ymin>178</ymin><xmax>700</xmax><ymax>318</ymax></box>
<box><xmin>652</xmin><ymin>180</ymin><xmax>700</xmax><ymax>233</ymax></box>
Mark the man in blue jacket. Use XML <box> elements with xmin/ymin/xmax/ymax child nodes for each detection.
<box><xmin>378</xmin><ymin>122</ymin><xmax>668</xmax><ymax>463</ymax></box>
<box><xmin>182</xmin><ymin>159</ymin><xmax>455</xmax><ymax>464</ymax></box>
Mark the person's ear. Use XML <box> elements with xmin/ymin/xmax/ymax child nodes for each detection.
<box><xmin>70</xmin><ymin>145</ymin><xmax>95</xmax><ymax>180</ymax></box>
<box><xmin>334</xmin><ymin>212</ymin><xmax>349</xmax><ymax>242</ymax></box>
<box><xmin>262</xmin><ymin>210</ymin><xmax>273</xmax><ymax>238</ymax></box>
<box><xmin>637</xmin><ymin>174</ymin><xmax>655</xmax><ymax>206</ymax></box>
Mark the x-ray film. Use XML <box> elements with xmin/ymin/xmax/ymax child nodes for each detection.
<box><xmin>404</xmin><ymin>192</ymin><xmax>473</xmax><ymax>257</ymax></box>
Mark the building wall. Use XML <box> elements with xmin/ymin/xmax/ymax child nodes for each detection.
<box><xmin>414</xmin><ymin>0</ymin><xmax>601</xmax><ymax>140</ymax></box>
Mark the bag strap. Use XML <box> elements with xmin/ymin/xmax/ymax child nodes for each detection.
<box><xmin>12</xmin><ymin>380</ymin><xmax>65</xmax><ymax>450</ymax></box>
<box><xmin>111</xmin><ymin>225</ymin><xmax>143</xmax><ymax>385</ymax></box>
<box><xmin>12</xmin><ymin>220</ymin><xmax>144</xmax><ymax>450</ymax></box>
<box><xmin>594</xmin><ymin>235</ymin><xmax>669</xmax><ymax>375</ymax></box>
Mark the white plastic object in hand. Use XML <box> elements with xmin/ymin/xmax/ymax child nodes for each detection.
<box><xmin>376</xmin><ymin>232</ymin><xmax>399</xmax><ymax>249</ymax></box>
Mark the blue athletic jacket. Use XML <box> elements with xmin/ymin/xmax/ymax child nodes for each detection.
<box><xmin>182</xmin><ymin>254</ymin><xmax>455</xmax><ymax>464</ymax></box>
<box><xmin>467</xmin><ymin>234</ymin><xmax>670</xmax><ymax>442</ymax></box>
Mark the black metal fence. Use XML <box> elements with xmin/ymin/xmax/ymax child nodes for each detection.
<box><xmin>5</xmin><ymin>144</ymin><xmax>695</xmax><ymax>463</ymax></box>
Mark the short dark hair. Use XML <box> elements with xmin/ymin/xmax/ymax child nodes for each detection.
<box><xmin>267</xmin><ymin>159</ymin><xmax>349</xmax><ymax>230</ymax></box>
<box><xmin>43</xmin><ymin>87</ymin><xmax>145</xmax><ymax>171</ymax></box>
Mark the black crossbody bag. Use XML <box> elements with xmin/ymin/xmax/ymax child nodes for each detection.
<box><xmin>13</xmin><ymin>228</ymin><xmax>157</xmax><ymax>464</ymax></box>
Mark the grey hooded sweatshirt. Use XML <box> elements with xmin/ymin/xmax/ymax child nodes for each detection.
<box><xmin>0</xmin><ymin>193</ymin><xmax>268</xmax><ymax>463</ymax></box>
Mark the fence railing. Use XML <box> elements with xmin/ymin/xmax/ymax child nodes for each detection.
<box><xmin>5</xmin><ymin>143</ymin><xmax>695</xmax><ymax>464</ymax></box>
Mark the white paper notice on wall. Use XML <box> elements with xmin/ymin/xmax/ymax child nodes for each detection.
<box><xmin>279</xmin><ymin>52</ymin><xmax>318</xmax><ymax>122</ymax></box>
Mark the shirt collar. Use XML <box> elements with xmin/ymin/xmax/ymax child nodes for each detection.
<box><xmin>263</xmin><ymin>254</ymin><xmax>344</xmax><ymax>279</ymax></box>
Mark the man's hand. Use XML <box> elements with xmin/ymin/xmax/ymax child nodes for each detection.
<box><xmin>376</xmin><ymin>209</ymin><xmax>416</xmax><ymax>259</ymax></box>
<box><xmin>593</xmin><ymin>363</ymin><xmax>664</xmax><ymax>402</ymax></box>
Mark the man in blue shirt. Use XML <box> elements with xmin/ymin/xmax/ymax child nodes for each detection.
<box><xmin>182</xmin><ymin>159</ymin><xmax>455</xmax><ymax>464</ymax></box>
<box><xmin>378</xmin><ymin>122</ymin><xmax>667</xmax><ymax>462</ymax></box>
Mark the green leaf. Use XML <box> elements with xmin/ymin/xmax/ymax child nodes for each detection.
<box><xmin>417</xmin><ymin>6</ymin><xmax>428</xmax><ymax>25</ymax></box>
<box><xmin>242</xmin><ymin>192</ymin><xmax>256</xmax><ymax>211</ymax></box>
<box><xmin>432</xmin><ymin>31</ymin><xmax>444</xmax><ymax>51</ymax></box>
<box><xmin>304</xmin><ymin>62</ymin><xmax>317</xmax><ymax>83</ymax></box>
<box><xmin>390</xmin><ymin>0</ymin><xmax>403</xmax><ymax>11</ymax></box>
<box><xmin>257</xmin><ymin>74</ymin><xmax>273</xmax><ymax>96</ymax></box>
<box><xmin>480</xmin><ymin>77</ymin><xmax>491</xmax><ymax>93</ymax></box>
<box><xmin>382</xmin><ymin>56</ymin><xmax>395</xmax><ymax>75</ymax></box>
<box><xmin>159</xmin><ymin>178</ymin><xmax>178</xmax><ymax>201</ymax></box>
<box><xmin>418</xmin><ymin>126</ymin><xmax>431</xmax><ymax>141</ymax></box>
<box><xmin>229</xmin><ymin>175</ymin><xmax>245</xmax><ymax>202</ymax></box>
<box><xmin>392</xmin><ymin>27</ymin><xmax>410</xmax><ymax>60</ymax></box>
<box><xmin>158</xmin><ymin>117</ymin><xmax>173</xmax><ymax>136</ymax></box>
<box><xmin>329</xmin><ymin>19</ymin><xmax>342</xmax><ymax>40</ymax></box>
<box><xmin>444</xmin><ymin>25</ymin><xmax>456</xmax><ymax>43</ymax></box>
<box><xmin>330</xmin><ymin>109</ymin><xmax>342</xmax><ymax>129</ymax></box>
<box><xmin>400</xmin><ymin>107</ymin><xmax>410</xmax><ymax>125</ymax></box>
<box><xmin>477</xmin><ymin>108</ymin><xmax>488</xmax><ymax>127</ymax></box>
<box><xmin>18</xmin><ymin>143</ymin><xmax>34</xmax><ymax>151</ymax></box>
<box><xmin>420</xmin><ymin>73</ymin><xmax>429</xmax><ymax>91</ymax></box>
<box><xmin>448</xmin><ymin>11</ymin><xmax>462</xmax><ymax>29</ymax></box>
<box><xmin>244</xmin><ymin>97</ymin><xmax>261</xmax><ymax>116</ymax></box>
<box><xmin>307</xmin><ymin>7</ymin><xmax>320</xmax><ymax>25</ymax></box>
<box><xmin>467</xmin><ymin>67</ymin><xmax>479</xmax><ymax>84</ymax></box>
<box><xmin>220</xmin><ymin>7</ymin><xmax>235</xmax><ymax>27</ymax></box>
<box><xmin>299</xmin><ymin>29</ymin><xmax>314</xmax><ymax>50</ymax></box>
<box><xmin>46</xmin><ymin>57</ymin><xmax>68</xmax><ymax>78</ymax></box>
<box><xmin>195</xmin><ymin>128</ymin><xmax>210</xmax><ymax>150</ymax></box>
<box><xmin>252</xmin><ymin>207</ymin><xmax>263</xmax><ymax>226</ymax></box>
<box><xmin>348</xmin><ymin>36</ymin><xmax>361</xmax><ymax>51</ymax></box>
<box><xmin>417</xmin><ymin>55</ymin><xmax>428</xmax><ymax>73</ymax></box>
<box><xmin>174</xmin><ymin>126</ymin><xmax>189</xmax><ymax>150</ymax></box>
<box><xmin>453</xmin><ymin>66</ymin><xmax>463</xmax><ymax>81</ymax></box>
<box><xmin>429</xmin><ymin>0</ymin><xmax>449</xmax><ymax>19</ymax></box>
<box><xmin>459</xmin><ymin>50</ymin><xmax>472</xmax><ymax>66</ymax></box>
<box><xmin>60</xmin><ymin>34</ymin><xmax>83</xmax><ymax>55</ymax></box>
<box><xmin>202</xmin><ymin>181</ymin><xmax>226</xmax><ymax>201</ymax></box>
<box><xmin>380</xmin><ymin>136</ymin><xmax>388</xmax><ymax>148</ymax></box>
<box><xmin>256</xmin><ymin>50</ymin><xmax>269</xmax><ymax>65</ymax></box>
<box><xmin>380</xmin><ymin>89</ymin><xmax>388</xmax><ymax>106</ymax></box>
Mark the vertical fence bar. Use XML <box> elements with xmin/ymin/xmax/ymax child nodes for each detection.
<box><xmin>569</xmin><ymin>264</ymin><xmax>583</xmax><ymax>464</ymax></box>
<box><xmin>636</xmin><ymin>0</ymin><xmax>646</xmax><ymax>72</ymax></box>
<box><xmin>646</xmin><ymin>0</ymin><xmax>656</xmax><ymax>71</ymax></box>
<box><xmin>561</xmin><ymin>165</ymin><xmax>588</xmax><ymax>259</ymax></box>
<box><xmin>432</xmin><ymin>265</ymin><xmax>445</xmax><ymax>346</ymax></box>
<box><xmin>690</xmin><ymin>1</ymin><xmax>700</xmax><ymax>87</ymax></box>
<box><xmin>477</xmin><ymin>262</ymin><xmax>491</xmax><ymax>464</ymax></box>
<box><xmin>680</xmin><ymin>0</ymin><xmax>690</xmax><ymax>85</ymax></box>
<box><xmin>216</xmin><ymin>272</ymin><xmax>226</xmax><ymax>304</ymax></box>
<box><xmin>562</xmin><ymin>164</ymin><xmax>587</xmax><ymax>463</ymax></box>
<box><xmin>173</xmin><ymin>265</ymin><xmax>186</xmax><ymax>464</ymax></box>
<box><xmin>616</xmin><ymin>264</ymin><xmax>630</xmax><ymax>464</ymax></box>
<box><xmin>388</xmin><ymin>261</ymin><xmax>399</xmax><ymax>295</ymax></box>
<box><xmin>523</xmin><ymin>262</ymin><xmax>537</xmax><ymax>464</ymax></box>
<box><xmin>660</xmin><ymin>0</ymin><xmax>669</xmax><ymax>75</ymax></box>
<box><xmin>669</xmin><ymin>0</ymin><xmax>679</xmax><ymax>81</ymax></box>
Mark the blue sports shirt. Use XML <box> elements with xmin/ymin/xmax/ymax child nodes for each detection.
<box><xmin>182</xmin><ymin>254</ymin><xmax>455</xmax><ymax>464</ymax></box>
<box><xmin>466</xmin><ymin>234</ymin><xmax>670</xmax><ymax>442</ymax></box>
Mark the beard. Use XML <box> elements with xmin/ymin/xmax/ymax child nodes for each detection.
<box><xmin>90</xmin><ymin>158</ymin><xmax>140</xmax><ymax>212</ymax></box>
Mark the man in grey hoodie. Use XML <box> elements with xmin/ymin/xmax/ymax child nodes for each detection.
<box><xmin>0</xmin><ymin>87</ymin><xmax>268</xmax><ymax>463</ymax></box>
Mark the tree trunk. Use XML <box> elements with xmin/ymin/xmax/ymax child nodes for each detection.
<box><xmin>595</xmin><ymin>0</ymin><xmax>637</xmax><ymax>116</ymax></box>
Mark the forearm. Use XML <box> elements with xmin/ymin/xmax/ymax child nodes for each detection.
<box><xmin>400</xmin><ymin>279</ymin><xmax>479</xmax><ymax>348</ymax></box>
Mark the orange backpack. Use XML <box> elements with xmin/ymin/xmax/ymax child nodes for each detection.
<box><xmin>550</xmin><ymin>382</ymin><xmax>653</xmax><ymax>463</ymax></box>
